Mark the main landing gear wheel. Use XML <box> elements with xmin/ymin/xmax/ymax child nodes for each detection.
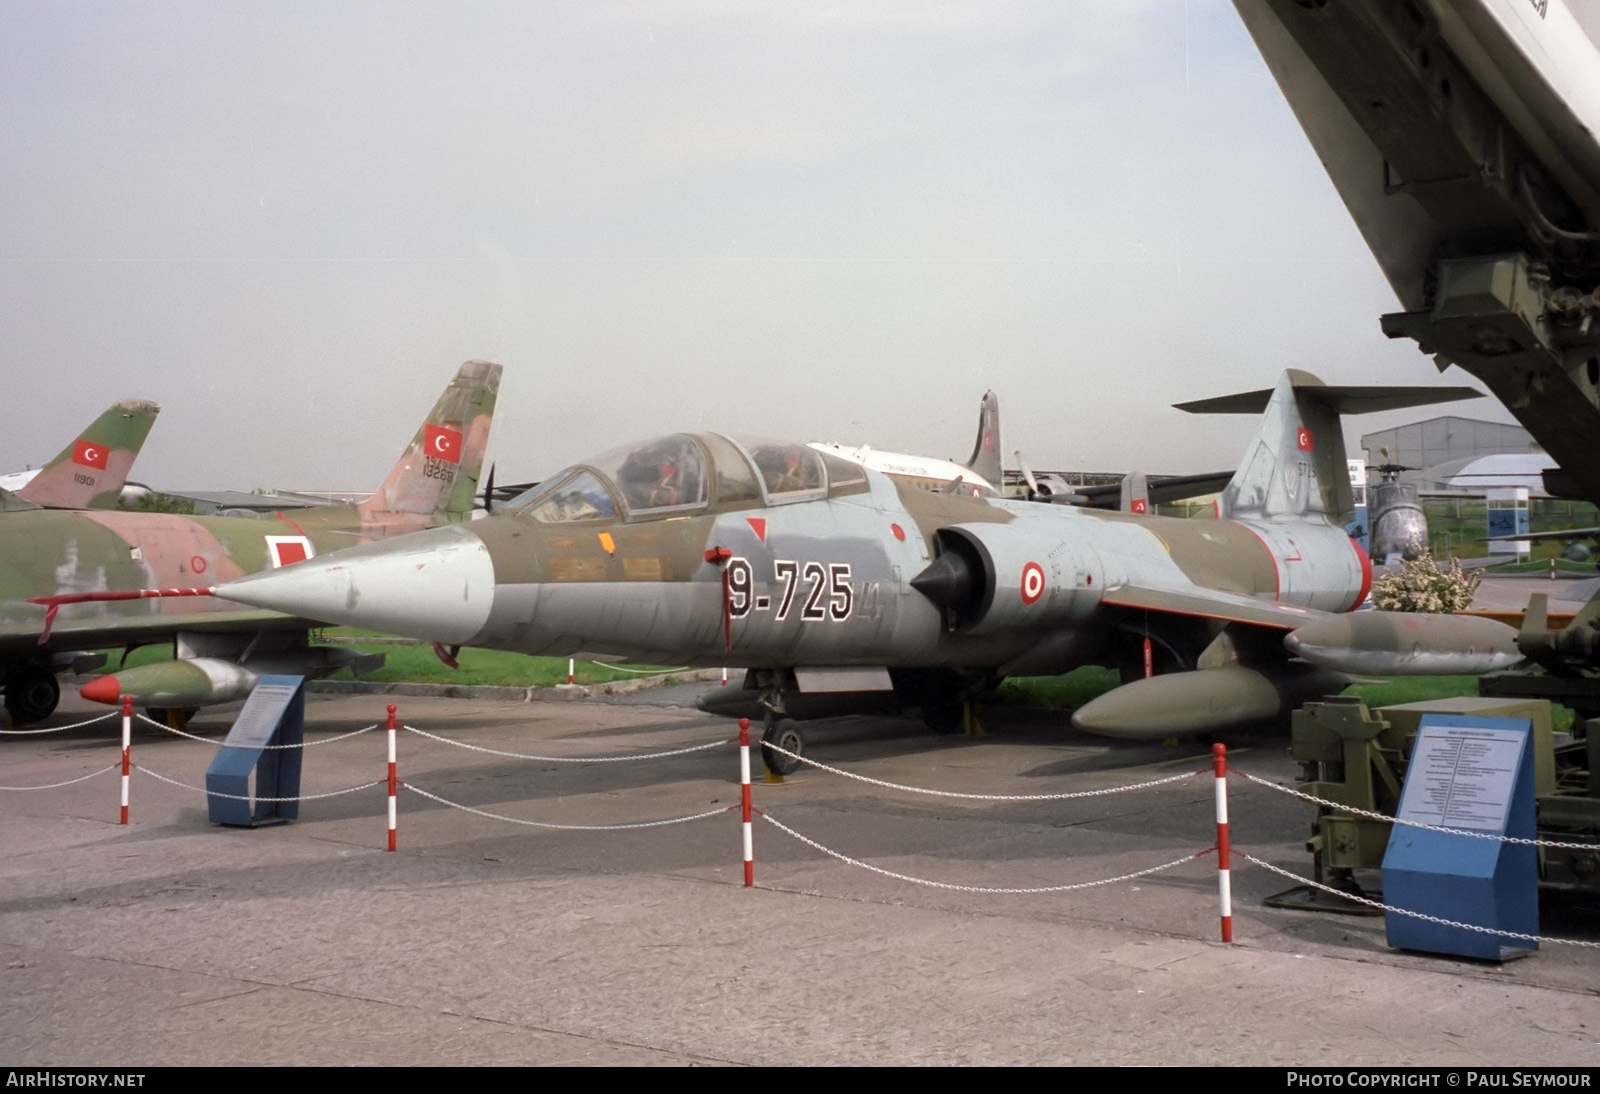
<box><xmin>762</xmin><ymin>718</ymin><xmax>805</xmax><ymax>776</ymax></box>
<box><xmin>4</xmin><ymin>666</ymin><xmax>60</xmax><ymax>724</ymax></box>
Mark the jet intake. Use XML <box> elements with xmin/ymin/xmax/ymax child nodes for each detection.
<box><xmin>911</xmin><ymin>524</ymin><xmax>1093</xmax><ymax>636</ymax></box>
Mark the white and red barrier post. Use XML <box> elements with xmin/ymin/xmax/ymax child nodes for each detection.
<box><xmin>386</xmin><ymin>703</ymin><xmax>398</xmax><ymax>852</ymax></box>
<box><xmin>120</xmin><ymin>695</ymin><xmax>132</xmax><ymax>825</ymax></box>
<box><xmin>740</xmin><ymin>717</ymin><xmax>754</xmax><ymax>886</ymax></box>
<box><xmin>1213</xmin><ymin>742</ymin><xmax>1232</xmax><ymax>943</ymax></box>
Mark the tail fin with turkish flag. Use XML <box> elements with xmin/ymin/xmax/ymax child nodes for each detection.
<box><xmin>1175</xmin><ymin>371</ymin><xmax>1481</xmax><ymax>524</ymax></box>
<box><xmin>357</xmin><ymin>360</ymin><xmax>501</xmax><ymax>536</ymax></box>
<box><xmin>15</xmin><ymin>399</ymin><xmax>161</xmax><ymax>510</ymax></box>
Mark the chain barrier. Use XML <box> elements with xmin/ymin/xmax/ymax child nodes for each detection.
<box><xmin>1238</xmin><ymin>851</ymin><xmax>1600</xmax><ymax>949</ymax></box>
<box><xmin>402</xmin><ymin>782</ymin><xmax>731</xmax><ymax>830</ymax></box>
<box><xmin>403</xmin><ymin>724</ymin><xmax>731</xmax><ymax>763</ymax></box>
<box><xmin>758</xmin><ymin>739</ymin><xmax>1206</xmax><ymax>801</ymax></box>
<box><xmin>0</xmin><ymin>711</ymin><xmax>120</xmax><ymax>735</ymax></box>
<box><xmin>136</xmin><ymin>765</ymin><xmax>385</xmax><ymax>802</ymax></box>
<box><xmin>0</xmin><ymin>764</ymin><xmax>120</xmax><ymax>791</ymax></box>
<box><xmin>11</xmin><ymin>698</ymin><xmax>1596</xmax><ymax>955</ymax></box>
<box><xmin>132</xmin><ymin>711</ymin><xmax>380</xmax><ymax>749</ymax></box>
<box><xmin>758</xmin><ymin>809</ymin><xmax>1212</xmax><ymax>893</ymax></box>
<box><xmin>1231</xmin><ymin>766</ymin><xmax>1600</xmax><ymax>852</ymax></box>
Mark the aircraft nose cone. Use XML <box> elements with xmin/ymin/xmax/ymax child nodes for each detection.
<box><xmin>216</xmin><ymin>523</ymin><xmax>496</xmax><ymax>645</ymax></box>
<box><xmin>79</xmin><ymin>674</ymin><xmax>122</xmax><ymax>705</ymax></box>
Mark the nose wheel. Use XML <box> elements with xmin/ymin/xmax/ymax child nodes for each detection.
<box><xmin>761</xmin><ymin>717</ymin><xmax>805</xmax><ymax>776</ymax></box>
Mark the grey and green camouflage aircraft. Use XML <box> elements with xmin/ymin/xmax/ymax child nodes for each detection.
<box><xmin>1</xmin><ymin>399</ymin><xmax>161</xmax><ymax>512</ymax></box>
<box><xmin>0</xmin><ymin>360</ymin><xmax>499</xmax><ymax>723</ymax></box>
<box><xmin>212</xmin><ymin>370</ymin><xmax>1520</xmax><ymax>764</ymax></box>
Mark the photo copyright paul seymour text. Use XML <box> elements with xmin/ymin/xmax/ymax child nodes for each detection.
<box><xmin>1286</xmin><ymin>1074</ymin><xmax>1592</xmax><ymax>1088</ymax></box>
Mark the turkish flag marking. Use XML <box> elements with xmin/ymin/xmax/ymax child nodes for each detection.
<box><xmin>1132</xmin><ymin>499</ymin><xmax>1147</xmax><ymax>514</ymax></box>
<box><xmin>747</xmin><ymin>517</ymin><xmax>767</xmax><ymax>543</ymax></box>
<box><xmin>73</xmin><ymin>440</ymin><xmax>109</xmax><ymax>470</ymax></box>
<box><xmin>425</xmin><ymin>424</ymin><xmax>463</xmax><ymax>464</ymax></box>
<box><xmin>1297</xmin><ymin>428</ymin><xmax>1314</xmax><ymax>452</ymax></box>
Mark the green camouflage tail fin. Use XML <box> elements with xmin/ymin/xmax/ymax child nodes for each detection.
<box><xmin>356</xmin><ymin>360</ymin><xmax>501</xmax><ymax>535</ymax></box>
<box><xmin>17</xmin><ymin>399</ymin><xmax>161</xmax><ymax>510</ymax></box>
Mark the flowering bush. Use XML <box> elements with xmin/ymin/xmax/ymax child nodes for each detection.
<box><xmin>1370</xmin><ymin>556</ymin><xmax>1481</xmax><ymax>613</ymax></box>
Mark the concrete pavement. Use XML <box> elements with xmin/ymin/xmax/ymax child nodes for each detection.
<box><xmin>1</xmin><ymin>690</ymin><xmax>1596</xmax><ymax>1066</ymax></box>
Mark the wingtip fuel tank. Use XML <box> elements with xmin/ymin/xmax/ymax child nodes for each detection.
<box><xmin>1284</xmin><ymin>611</ymin><xmax>1522</xmax><ymax>676</ymax></box>
<box><xmin>1069</xmin><ymin>663</ymin><xmax>1351</xmax><ymax>740</ymax></box>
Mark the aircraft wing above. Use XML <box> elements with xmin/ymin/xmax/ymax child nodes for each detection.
<box><xmin>1100</xmin><ymin>583</ymin><xmax>1324</xmax><ymax>631</ymax></box>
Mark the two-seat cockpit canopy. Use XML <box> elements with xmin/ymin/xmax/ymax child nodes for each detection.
<box><xmin>506</xmin><ymin>433</ymin><xmax>870</xmax><ymax>524</ymax></box>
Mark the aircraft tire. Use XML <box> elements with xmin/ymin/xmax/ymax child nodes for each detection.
<box><xmin>4</xmin><ymin>666</ymin><xmax>60</xmax><ymax>724</ymax></box>
<box><xmin>761</xmin><ymin>719</ymin><xmax>804</xmax><ymax>776</ymax></box>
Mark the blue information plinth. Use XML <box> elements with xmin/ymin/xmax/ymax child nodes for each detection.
<box><xmin>1383</xmin><ymin>714</ymin><xmax>1538</xmax><ymax>960</ymax></box>
<box><xmin>204</xmin><ymin>674</ymin><xmax>306</xmax><ymax>827</ymax></box>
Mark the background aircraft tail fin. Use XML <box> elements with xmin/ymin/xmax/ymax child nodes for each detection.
<box><xmin>1120</xmin><ymin>470</ymin><xmax>1149</xmax><ymax>514</ymax></box>
<box><xmin>17</xmin><ymin>399</ymin><xmax>161</xmax><ymax>510</ymax></box>
<box><xmin>357</xmin><ymin>360</ymin><xmax>501</xmax><ymax>535</ymax></box>
<box><xmin>964</xmin><ymin>390</ymin><xmax>1001</xmax><ymax>487</ymax></box>
<box><xmin>1177</xmin><ymin>370</ymin><xmax>1478</xmax><ymax>523</ymax></box>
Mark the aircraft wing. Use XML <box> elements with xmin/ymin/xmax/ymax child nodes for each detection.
<box><xmin>1069</xmin><ymin>471</ymin><xmax>1237</xmax><ymax>509</ymax></box>
<box><xmin>1100</xmin><ymin>583</ymin><xmax>1324</xmax><ymax>631</ymax></box>
<box><xmin>1481</xmin><ymin>526</ymin><xmax>1600</xmax><ymax>543</ymax></box>
<box><xmin>0</xmin><ymin>608</ymin><xmax>313</xmax><ymax>660</ymax></box>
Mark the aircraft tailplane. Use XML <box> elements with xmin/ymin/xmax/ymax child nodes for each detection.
<box><xmin>964</xmin><ymin>391</ymin><xmax>1001</xmax><ymax>488</ymax></box>
<box><xmin>1176</xmin><ymin>370</ymin><xmax>1479</xmax><ymax>524</ymax></box>
<box><xmin>17</xmin><ymin>399</ymin><xmax>161</xmax><ymax>510</ymax></box>
<box><xmin>357</xmin><ymin>360</ymin><xmax>501</xmax><ymax>535</ymax></box>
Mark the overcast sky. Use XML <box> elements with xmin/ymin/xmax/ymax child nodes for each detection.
<box><xmin>0</xmin><ymin>1</ymin><xmax>1571</xmax><ymax>492</ymax></box>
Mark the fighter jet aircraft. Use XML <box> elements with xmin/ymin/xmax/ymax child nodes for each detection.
<box><xmin>0</xmin><ymin>361</ymin><xmax>499</xmax><ymax>723</ymax></box>
<box><xmin>1235</xmin><ymin>0</ymin><xmax>1600</xmax><ymax>506</ymax></box>
<box><xmin>1</xmin><ymin>399</ymin><xmax>161</xmax><ymax>512</ymax></box>
<box><xmin>206</xmin><ymin>370</ymin><xmax>1518</xmax><ymax>762</ymax></box>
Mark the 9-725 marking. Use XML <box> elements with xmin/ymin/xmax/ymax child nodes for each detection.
<box><xmin>727</xmin><ymin>557</ymin><xmax>852</xmax><ymax>622</ymax></box>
